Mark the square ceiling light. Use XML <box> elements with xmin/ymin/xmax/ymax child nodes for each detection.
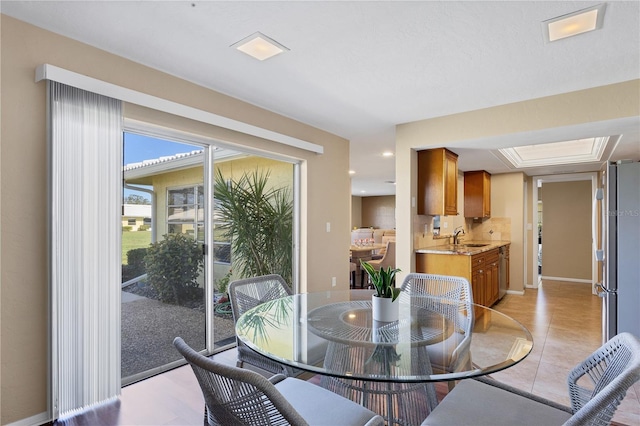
<box><xmin>498</xmin><ymin>137</ymin><xmax>610</xmax><ymax>169</ymax></box>
<box><xmin>231</xmin><ymin>31</ymin><xmax>289</xmax><ymax>61</ymax></box>
<box><xmin>542</xmin><ymin>3</ymin><xmax>606</xmax><ymax>42</ymax></box>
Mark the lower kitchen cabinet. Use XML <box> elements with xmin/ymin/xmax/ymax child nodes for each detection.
<box><xmin>416</xmin><ymin>247</ymin><xmax>503</xmax><ymax>312</ymax></box>
<box><xmin>484</xmin><ymin>249</ymin><xmax>500</xmax><ymax>307</ymax></box>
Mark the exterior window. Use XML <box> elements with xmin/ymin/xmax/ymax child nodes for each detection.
<box><xmin>167</xmin><ymin>185</ymin><xmax>202</xmax><ymax>239</ymax></box>
<box><xmin>127</xmin><ymin>218</ymin><xmax>136</xmax><ymax>226</ymax></box>
<box><xmin>213</xmin><ymin>198</ymin><xmax>231</xmax><ymax>265</ymax></box>
<box><xmin>167</xmin><ymin>185</ymin><xmax>230</xmax><ymax>265</ymax></box>
<box><xmin>143</xmin><ymin>217</ymin><xmax>152</xmax><ymax>225</ymax></box>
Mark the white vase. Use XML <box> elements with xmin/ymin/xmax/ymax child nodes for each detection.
<box><xmin>371</xmin><ymin>294</ymin><xmax>399</xmax><ymax>322</ymax></box>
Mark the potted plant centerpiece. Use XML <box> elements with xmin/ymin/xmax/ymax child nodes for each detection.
<box><xmin>361</xmin><ymin>261</ymin><xmax>401</xmax><ymax>322</ymax></box>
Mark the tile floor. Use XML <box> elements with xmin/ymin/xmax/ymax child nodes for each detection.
<box><xmin>490</xmin><ymin>279</ymin><xmax>639</xmax><ymax>425</ymax></box>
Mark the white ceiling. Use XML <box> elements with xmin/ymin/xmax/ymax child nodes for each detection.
<box><xmin>2</xmin><ymin>1</ymin><xmax>639</xmax><ymax>196</ymax></box>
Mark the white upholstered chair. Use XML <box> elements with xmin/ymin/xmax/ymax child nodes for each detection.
<box><xmin>367</xmin><ymin>240</ymin><xmax>396</xmax><ymax>270</ymax></box>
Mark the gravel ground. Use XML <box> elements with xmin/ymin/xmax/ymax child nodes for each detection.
<box><xmin>121</xmin><ymin>285</ymin><xmax>236</xmax><ymax>378</ymax></box>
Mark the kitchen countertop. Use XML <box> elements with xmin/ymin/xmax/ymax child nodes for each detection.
<box><xmin>415</xmin><ymin>240</ymin><xmax>510</xmax><ymax>256</ymax></box>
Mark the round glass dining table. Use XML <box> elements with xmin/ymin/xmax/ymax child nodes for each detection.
<box><xmin>235</xmin><ymin>290</ymin><xmax>533</xmax><ymax>383</ymax></box>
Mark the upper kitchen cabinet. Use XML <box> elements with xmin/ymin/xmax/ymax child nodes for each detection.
<box><xmin>464</xmin><ymin>170</ymin><xmax>491</xmax><ymax>218</ymax></box>
<box><xmin>417</xmin><ymin>148</ymin><xmax>458</xmax><ymax>216</ymax></box>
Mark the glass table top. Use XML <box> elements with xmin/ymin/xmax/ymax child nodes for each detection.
<box><xmin>235</xmin><ymin>290</ymin><xmax>533</xmax><ymax>383</ymax></box>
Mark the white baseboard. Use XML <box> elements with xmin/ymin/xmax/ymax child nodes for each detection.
<box><xmin>6</xmin><ymin>412</ymin><xmax>50</xmax><ymax>426</ymax></box>
<box><xmin>540</xmin><ymin>276</ymin><xmax>592</xmax><ymax>284</ymax></box>
<box><xmin>506</xmin><ymin>289</ymin><xmax>525</xmax><ymax>296</ymax></box>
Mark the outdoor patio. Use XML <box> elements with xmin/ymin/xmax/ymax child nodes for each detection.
<box><xmin>121</xmin><ymin>290</ymin><xmax>235</xmax><ymax>378</ymax></box>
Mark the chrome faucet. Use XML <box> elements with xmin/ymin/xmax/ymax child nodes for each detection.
<box><xmin>453</xmin><ymin>226</ymin><xmax>466</xmax><ymax>245</ymax></box>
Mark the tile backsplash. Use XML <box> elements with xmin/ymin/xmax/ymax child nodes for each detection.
<box><xmin>414</xmin><ymin>215</ymin><xmax>511</xmax><ymax>248</ymax></box>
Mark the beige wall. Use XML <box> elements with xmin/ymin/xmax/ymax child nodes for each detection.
<box><xmin>540</xmin><ymin>181</ymin><xmax>592</xmax><ymax>280</ymax></box>
<box><xmin>361</xmin><ymin>195</ymin><xmax>396</xmax><ymax>229</ymax></box>
<box><xmin>0</xmin><ymin>15</ymin><xmax>351</xmax><ymax>424</ymax></box>
<box><xmin>490</xmin><ymin>173</ymin><xmax>526</xmax><ymax>291</ymax></box>
<box><xmin>395</xmin><ymin>79</ymin><xmax>639</xmax><ymax>286</ymax></box>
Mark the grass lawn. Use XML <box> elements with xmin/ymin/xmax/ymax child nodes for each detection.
<box><xmin>122</xmin><ymin>231</ymin><xmax>152</xmax><ymax>264</ymax></box>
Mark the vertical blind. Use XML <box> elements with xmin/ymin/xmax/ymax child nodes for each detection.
<box><xmin>49</xmin><ymin>81</ymin><xmax>122</xmax><ymax>418</ymax></box>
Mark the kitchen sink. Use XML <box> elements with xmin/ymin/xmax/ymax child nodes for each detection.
<box><xmin>462</xmin><ymin>243</ymin><xmax>489</xmax><ymax>247</ymax></box>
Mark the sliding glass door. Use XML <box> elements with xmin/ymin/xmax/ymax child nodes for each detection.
<box><xmin>121</xmin><ymin>133</ymin><xmax>212</xmax><ymax>384</ymax></box>
<box><xmin>121</xmin><ymin>129</ymin><xmax>297</xmax><ymax>384</ymax></box>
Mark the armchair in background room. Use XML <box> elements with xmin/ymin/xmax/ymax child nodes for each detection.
<box><xmin>367</xmin><ymin>240</ymin><xmax>396</xmax><ymax>271</ymax></box>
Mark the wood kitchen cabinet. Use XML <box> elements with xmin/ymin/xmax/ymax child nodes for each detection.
<box><xmin>416</xmin><ymin>247</ymin><xmax>502</xmax><ymax>313</ymax></box>
<box><xmin>504</xmin><ymin>245</ymin><xmax>510</xmax><ymax>290</ymax></box>
<box><xmin>471</xmin><ymin>256</ymin><xmax>486</xmax><ymax>318</ymax></box>
<box><xmin>417</xmin><ymin>148</ymin><xmax>458</xmax><ymax>216</ymax></box>
<box><xmin>484</xmin><ymin>249</ymin><xmax>500</xmax><ymax>307</ymax></box>
<box><xmin>464</xmin><ymin>170</ymin><xmax>491</xmax><ymax>218</ymax></box>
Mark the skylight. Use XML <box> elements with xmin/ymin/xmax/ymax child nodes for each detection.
<box><xmin>498</xmin><ymin>137</ymin><xmax>610</xmax><ymax>168</ymax></box>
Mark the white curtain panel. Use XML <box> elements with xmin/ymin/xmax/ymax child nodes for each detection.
<box><xmin>48</xmin><ymin>81</ymin><xmax>122</xmax><ymax>418</ymax></box>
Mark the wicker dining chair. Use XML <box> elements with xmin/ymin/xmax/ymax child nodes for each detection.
<box><xmin>173</xmin><ymin>337</ymin><xmax>384</xmax><ymax>426</ymax></box>
<box><xmin>422</xmin><ymin>332</ymin><xmax>640</xmax><ymax>426</ymax></box>
<box><xmin>400</xmin><ymin>273</ymin><xmax>474</xmax><ymax>378</ymax></box>
<box><xmin>228</xmin><ymin>274</ymin><xmax>294</xmax><ymax>376</ymax></box>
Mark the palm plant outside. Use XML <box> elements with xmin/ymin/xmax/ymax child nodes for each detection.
<box><xmin>214</xmin><ymin>168</ymin><xmax>293</xmax><ymax>286</ymax></box>
<box><xmin>236</xmin><ymin>298</ymin><xmax>293</xmax><ymax>343</ymax></box>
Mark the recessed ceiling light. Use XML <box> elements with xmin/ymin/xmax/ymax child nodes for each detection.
<box><xmin>349</xmin><ymin>170</ymin><xmax>356</xmax><ymax>175</ymax></box>
<box><xmin>542</xmin><ymin>4</ymin><xmax>606</xmax><ymax>43</ymax></box>
<box><xmin>231</xmin><ymin>31</ymin><xmax>289</xmax><ymax>61</ymax></box>
<box><xmin>382</xmin><ymin>151</ymin><xmax>394</xmax><ymax>157</ymax></box>
<box><xmin>497</xmin><ymin>137</ymin><xmax>610</xmax><ymax>169</ymax></box>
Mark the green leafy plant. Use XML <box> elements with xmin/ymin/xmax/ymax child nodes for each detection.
<box><xmin>235</xmin><ymin>297</ymin><xmax>293</xmax><ymax>344</ymax></box>
<box><xmin>215</xmin><ymin>269</ymin><xmax>232</xmax><ymax>295</ymax></box>
<box><xmin>214</xmin><ymin>168</ymin><xmax>293</xmax><ymax>285</ymax></box>
<box><xmin>122</xmin><ymin>247</ymin><xmax>148</xmax><ymax>282</ymax></box>
<box><xmin>144</xmin><ymin>233</ymin><xmax>203</xmax><ymax>304</ymax></box>
<box><xmin>361</xmin><ymin>261</ymin><xmax>401</xmax><ymax>302</ymax></box>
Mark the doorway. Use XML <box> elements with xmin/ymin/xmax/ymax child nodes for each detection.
<box><xmin>531</xmin><ymin>173</ymin><xmax>598</xmax><ymax>289</ymax></box>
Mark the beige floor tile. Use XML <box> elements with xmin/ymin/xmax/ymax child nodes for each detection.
<box><xmin>538</xmin><ymin>340</ymin><xmax>598</xmax><ymax>370</ymax></box>
<box><xmin>490</xmin><ymin>280</ymin><xmax>640</xmax><ymax>425</ymax></box>
<box><xmin>490</xmin><ymin>356</ymin><xmax>539</xmax><ymax>392</ymax></box>
<box><xmin>530</xmin><ymin>361</ymin><xmax>571</xmax><ymax>406</ymax></box>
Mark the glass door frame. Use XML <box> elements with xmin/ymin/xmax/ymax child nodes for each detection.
<box><xmin>124</xmin><ymin>118</ymin><xmax>301</xmax><ymax>357</ymax></box>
